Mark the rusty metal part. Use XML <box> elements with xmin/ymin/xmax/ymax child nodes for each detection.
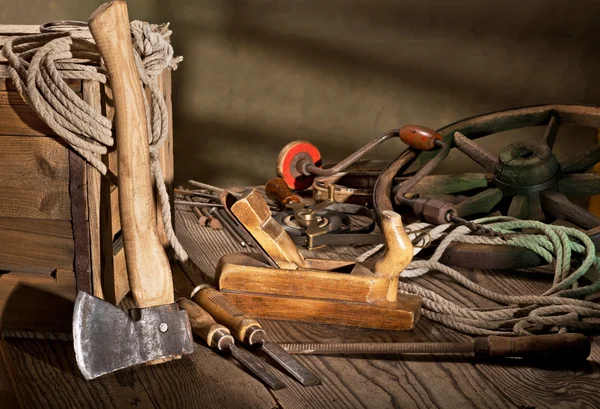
<box><xmin>175</xmin><ymin>188</ymin><xmax>220</xmax><ymax>202</ymax></box>
<box><xmin>211</xmin><ymin>207</ymin><xmax>247</xmax><ymax>248</ymax></box>
<box><xmin>40</xmin><ymin>20</ymin><xmax>89</xmax><ymax>32</ymax></box>
<box><xmin>175</xmin><ymin>200</ymin><xmax>223</xmax><ymax>208</ymax></box>
<box><xmin>279</xmin><ymin>333</ymin><xmax>591</xmax><ymax>362</ymax></box>
<box><xmin>299</xmin><ymin>129</ymin><xmax>399</xmax><ymax>177</ymax></box>
<box><xmin>200</xmin><ymin>207</ymin><xmax>222</xmax><ymax>230</ymax></box>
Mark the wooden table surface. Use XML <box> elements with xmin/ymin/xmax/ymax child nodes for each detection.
<box><xmin>1</xmin><ymin>207</ymin><xmax>599</xmax><ymax>409</ymax></box>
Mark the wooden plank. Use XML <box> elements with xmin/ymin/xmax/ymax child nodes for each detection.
<box><xmin>69</xmin><ymin>149</ymin><xmax>92</xmax><ymax>294</ymax></box>
<box><xmin>0</xmin><ymin>336</ymin><xmax>20</xmax><ymax>409</ymax></box>
<box><xmin>155</xmin><ymin>71</ymin><xmax>174</xmax><ymax>251</ymax></box>
<box><xmin>0</xmin><ymin>270</ymin><xmax>75</xmax><ymax>333</ymax></box>
<box><xmin>110</xmin><ymin>186</ymin><xmax>121</xmax><ymax>237</ymax></box>
<box><xmin>83</xmin><ymin>80</ymin><xmax>104</xmax><ymax>299</ymax></box>
<box><xmin>110</xmin><ymin>244</ymin><xmax>130</xmax><ymax>305</ymax></box>
<box><xmin>0</xmin><ymin>336</ymin><xmax>156</xmax><ymax>409</ymax></box>
<box><xmin>0</xmin><ymin>66</ymin><xmax>82</xmax><ymax>91</ymax></box>
<box><xmin>0</xmin><ymin>91</ymin><xmax>56</xmax><ymax>136</ymax></box>
<box><xmin>0</xmin><ymin>217</ymin><xmax>73</xmax><ymax>272</ymax></box>
<box><xmin>0</xmin><ymin>135</ymin><xmax>71</xmax><ymax>220</ymax></box>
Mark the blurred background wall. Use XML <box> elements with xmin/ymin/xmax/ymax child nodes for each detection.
<box><xmin>2</xmin><ymin>0</ymin><xmax>599</xmax><ymax>186</ymax></box>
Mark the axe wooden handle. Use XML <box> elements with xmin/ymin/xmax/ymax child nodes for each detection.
<box><xmin>89</xmin><ymin>1</ymin><xmax>173</xmax><ymax>307</ymax></box>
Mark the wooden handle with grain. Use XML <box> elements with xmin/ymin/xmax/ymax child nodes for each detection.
<box><xmin>474</xmin><ymin>333</ymin><xmax>591</xmax><ymax>361</ymax></box>
<box><xmin>89</xmin><ymin>0</ymin><xmax>173</xmax><ymax>307</ymax></box>
<box><xmin>265</xmin><ymin>177</ymin><xmax>302</xmax><ymax>207</ymax></box>
<box><xmin>177</xmin><ymin>298</ymin><xmax>232</xmax><ymax>350</ymax></box>
<box><xmin>373</xmin><ymin>210</ymin><xmax>414</xmax><ymax>302</ymax></box>
<box><xmin>192</xmin><ymin>287</ymin><xmax>260</xmax><ymax>343</ymax></box>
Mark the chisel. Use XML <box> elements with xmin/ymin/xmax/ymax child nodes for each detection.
<box><xmin>279</xmin><ymin>333</ymin><xmax>591</xmax><ymax>362</ymax></box>
<box><xmin>191</xmin><ymin>285</ymin><xmax>322</xmax><ymax>387</ymax></box>
<box><xmin>177</xmin><ymin>298</ymin><xmax>286</xmax><ymax>390</ymax></box>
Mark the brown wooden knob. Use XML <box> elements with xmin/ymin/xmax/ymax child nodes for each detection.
<box><xmin>399</xmin><ymin>125</ymin><xmax>442</xmax><ymax>151</ymax></box>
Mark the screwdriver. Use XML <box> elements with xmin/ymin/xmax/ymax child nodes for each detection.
<box><xmin>279</xmin><ymin>333</ymin><xmax>591</xmax><ymax>362</ymax></box>
<box><xmin>191</xmin><ymin>285</ymin><xmax>322</xmax><ymax>387</ymax></box>
<box><xmin>176</xmin><ymin>298</ymin><xmax>286</xmax><ymax>390</ymax></box>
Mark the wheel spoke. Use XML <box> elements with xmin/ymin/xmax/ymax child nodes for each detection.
<box><xmin>543</xmin><ymin>115</ymin><xmax>560</xmax><ymax>149</ymax></box>
<box><xmin>507</xmin><ymin>193</ymin><xmax>544</xmax><ymax>221</ymax></box>
<box><xmin>453</xmin><ymin>132</ymin><xmax>498</xmax><ymax>172</ymax></box>
<box><xmin>455</xmin><ymin>188</ymin><xmax>503</xmax><ymax>217</ymax></box>
<box><xmin>558</xmin><ymin>173</ymin><xmax>600</xmax><ymax>197</ymax></box>
<box><xmin>540</xmin><ymin>190</ymin><xmax>600</xmax><ymax>229</ymax></box>
<box><xmin>560</xmin><ymin>145</ymin><xmax>600</xmax><ymax>173</ymax></box>
<box><xmin>393</xmin><ymin>173</ymin><xmax>489</xmax><ymax>195</ymax></box>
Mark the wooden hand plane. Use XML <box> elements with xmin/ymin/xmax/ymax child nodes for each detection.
<box><xmin>214</xmin><ymin>190</ymin><xmax>421</xmax><ymax>330</ymax></box>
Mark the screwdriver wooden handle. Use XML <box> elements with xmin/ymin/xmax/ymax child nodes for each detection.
<box><xmin>177</xmin><ymin>298</ymin><xmax>232</xmax><ymax>350</ymax></box>
<box><xmin>474</xmin><ymin>333</ymin><xmax>591</xmax><ymax>361</ymax></box>
<box><xmin>192</xmin><ymin>287</ymin><xmax>261</xmax><ymax>343</ymax></box>
<box><xmin>399</xmin><ymin>125</ymin><xmax>442</xmax><ymax>151</ymax></box>
<box><xmin>265</xmin><ymin>177</ymin><xmax>302</xmax><ymax>207</ymax></box>
<box><xmin>89</xmin><ymin>0</ymin><xmax>173</xmax><ymax>308</ymax></box>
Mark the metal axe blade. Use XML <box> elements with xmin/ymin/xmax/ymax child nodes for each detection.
<box><xmin>73</xmin><ymin>292</ymin><xmax>194</xmax><ymax>380</ymax></box>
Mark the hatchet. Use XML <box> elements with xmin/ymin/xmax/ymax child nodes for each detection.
<box><xmin>73</xmin><ymin>0</ymin><xmax>193</xmax><ymax>380</ymax></box>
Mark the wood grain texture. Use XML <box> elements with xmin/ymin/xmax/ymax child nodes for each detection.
<box><xmin>155</xmin><ymin>70</ymin><xmax>174</xmax><ymax>251</ymax></box>
<box><xmin>0</xmin><ymin>335</ymin><xmax>156</xmax><ymax>409</ymax></box>
<box><xmin>83</xmin><ymin>80</ymin><xmax>105</xmax><ymax>299</ymax></box>
<box><xmin>69</xmin><ymin>149</ymin><xmax>92</xmax><ymax>294</ymax></box>
<box><xmin>0</xmin><ymin>270</ymin><xmax>75</xmax><ymax>333</ymax></box>
<box><xmin>0</xmin><ymin>217</ymin><xmax>73</xmax><ymax>271</ymax></box>
<box><xmin>0</xmin><ymin>135</ymin><xmax>71</xmax><ymax>220</ymax></box>
<box><xmin>0</xmin><ymin>91</ymin><xmax>58</xmax><ymax>136</ymax></box>
<box><xmin>0</xmin><ymin>343</ymin><xmax>19</xmax><ymax>409</ymax></box>
<box><xmin>89</xmin><ymin>1</ymin><xmax>173</xmax><ymax>308</ymax></box>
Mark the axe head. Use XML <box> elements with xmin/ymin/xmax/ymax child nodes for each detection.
<box><xmin>73</xmin><ymin>291</ymin><xmax>194</xmax><ymax>380</ymax></box>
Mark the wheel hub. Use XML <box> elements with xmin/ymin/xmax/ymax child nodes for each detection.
<box><xmin>493</xmin><ymin>141</ymin><xmax>561</xmax><ymax>196</ymax></box>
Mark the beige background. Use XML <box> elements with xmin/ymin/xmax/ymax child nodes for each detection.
<box><xmin>2</xmin><ymin>0</ymin><xmax>599</xmax><ymax>186</ymax></box>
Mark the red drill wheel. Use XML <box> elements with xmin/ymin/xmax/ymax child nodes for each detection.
<box><xmin>276</xmin><ymin>140</ymin><xmax>322</xmax><ymax>191</ymax></box>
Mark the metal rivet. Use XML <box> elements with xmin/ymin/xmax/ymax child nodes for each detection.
<box><xmin>159</xmin><ymin>323</ymin><xmax>168</xmax><ymax>333</ymax></box>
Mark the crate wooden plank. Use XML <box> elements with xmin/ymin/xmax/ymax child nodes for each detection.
<box><xmin>0</xmin><ymin>270</ymin><xmax>75</xmax><ymax>333</ymax></box>
<box><xmin>0</xmin><ymin>66</ymin><xmax>82</xmax><ymax>92</ymax></box>
<box><xmin>0</xmin><ymin>136</ymin><xmax>71</xmax><ymax>220</ymax></box>
<box><xmin>0</xmin><ymin>217</ymin><xmax>74</xmax><ymax>272</ymax></box>
<box><xmin>0</xmin><ymin>91</ymin><xmax>58</xmax><ymax>136</ymax></box>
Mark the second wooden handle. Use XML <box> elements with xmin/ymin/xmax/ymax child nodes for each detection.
<box><xmin>192</xmin><ymin>287</ymin><xmax>260</xmax><ymax>343</ymax></box>
<box><xmin>89</xmin><ymin>0</ymin><xmax>173</xmax><ymax>307</ymax></box>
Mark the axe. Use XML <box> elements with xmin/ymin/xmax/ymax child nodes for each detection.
<box><xmin>73</xmin><ymin>0</ymin><xmax>193</xmax><ymax>380</ymax></box>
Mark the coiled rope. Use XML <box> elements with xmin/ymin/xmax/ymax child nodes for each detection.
<box><xmin>391</xmin><ymin>216</ymin><xmax>600</xmax><ymax>336</ymax></box>
<box><xmin>2</xmin><ymin>22</ymin><xmax>189</xmax><ymax>262</ymax></box>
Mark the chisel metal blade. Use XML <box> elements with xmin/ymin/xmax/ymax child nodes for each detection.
<box><xmin>262</xmin><ymin>341</ymin><xmax>321</xmax><ymax>386</ymax></box>
<box><xmin>229</xmin><ymin>344</ymin><xmax>287</xmax><ymax>390</ymax></box>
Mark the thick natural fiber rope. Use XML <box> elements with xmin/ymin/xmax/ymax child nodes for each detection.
<box><xmin>391</xmin><ymin>217</ymin><xmax>600</xmax><ymax>336</ymax></box>
<box><xmin>2</xmin><ymin>22</ymin><xmax>190</xmax><ymax>262</ymax></box>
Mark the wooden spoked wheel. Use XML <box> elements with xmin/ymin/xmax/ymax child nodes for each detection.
<box><xmin>376</xmin><ymin>104</ymin><xmax>600</xmax><ymax>270</ymax></box>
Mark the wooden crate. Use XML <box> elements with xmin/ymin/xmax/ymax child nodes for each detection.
<box><xmin>0</xmin><ymin>25</ymin><xmax>174</xmax><ymax>333</ymax></box>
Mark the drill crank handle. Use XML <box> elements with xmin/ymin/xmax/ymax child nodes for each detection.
<box><xmin>191</xmin><ymin>285</ymin><xmax>264</xmax><ymax>344</ymax></box>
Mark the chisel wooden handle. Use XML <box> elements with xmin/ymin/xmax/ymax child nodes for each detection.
<box><xmin>265</xmin><ymin>177</ymin><xmax>302</xmax><ymax>207</ymax></box>
<box><xmin>89</xmin><ymin>0</ymin><xmax>173</xmax><ymax>307</ymax></box>
<box><xmin>474</xmin><ymin>333</ymin><xmax>591</xmax><ymax>361</ymax></box>
<box><xmin>192</xmin><ymin>286</ymin><xmax>261</xmax><ymax>344</ymax></box>
<box><xmin>177</xmin><ymin>298</ymin><xmax>233</xmax><ymax>350</ymax></box>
